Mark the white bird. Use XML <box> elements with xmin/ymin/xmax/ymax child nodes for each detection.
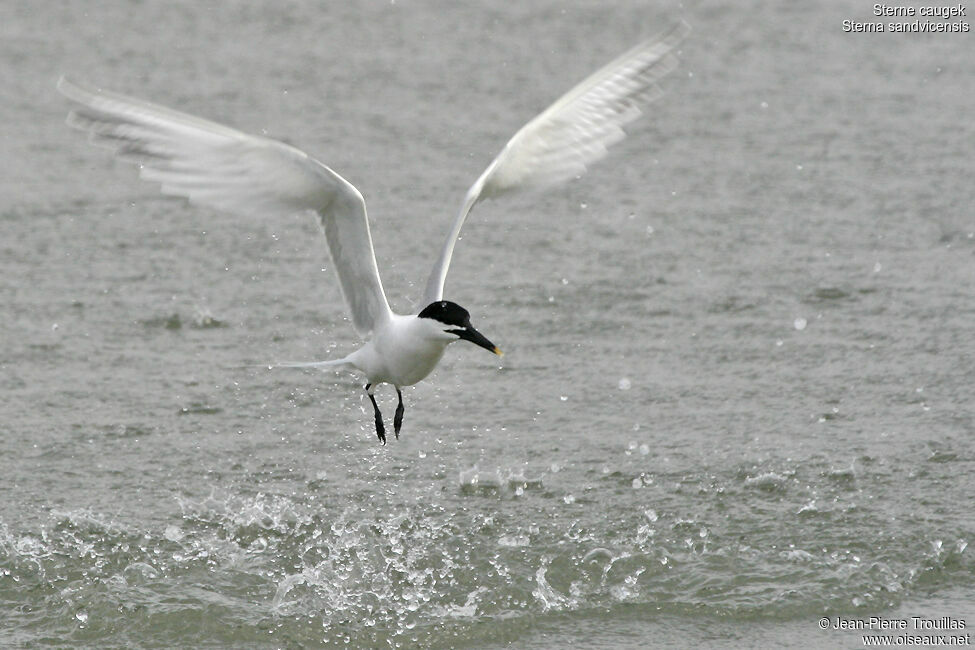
<box><xmin>58</xmin><ymin>21</ymin><xmax>689</xmax><ymax>444</ymax></box>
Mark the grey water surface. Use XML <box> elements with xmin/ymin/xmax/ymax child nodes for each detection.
<box><xmin>2</xmin><ymin>1</ymin><xmax>974</xmax><ymax>648</ymax></box>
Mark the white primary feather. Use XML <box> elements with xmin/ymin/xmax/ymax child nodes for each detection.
<box><xmin>57</xmin><ymin>77</ymin><xmax>391</xmax><ymax>338</ymax></box>
<box><xmin>421</xmin><ymin>20</ymin><xmax>690</xmax><ymax>306</ymax></box>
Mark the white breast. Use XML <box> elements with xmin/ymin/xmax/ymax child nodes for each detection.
<box><xmin>347</xmin><ymin>314</ymin><xmax>452</xmax><ymax>387</ymax></box>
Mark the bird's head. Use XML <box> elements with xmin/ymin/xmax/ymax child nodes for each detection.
<box><xmin>418</xmin><ymin>300</ymin><xmax>502</xmax><ymax>356</ymax></box>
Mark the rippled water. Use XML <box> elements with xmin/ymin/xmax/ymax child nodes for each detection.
<box><xmin>3</xmin><ymin>1</ymin><xmax>974</xmax><ymax>647</ymax></box>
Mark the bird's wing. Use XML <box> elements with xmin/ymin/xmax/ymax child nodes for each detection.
<box><xmin>57</xmin><ymin>77</ymin><xmax>391</xmax><ymax>338</ymax></box>
<box><xmin>420</xmin><ymin>21</ymin><xmax>690</xmax><ymax>307</ymax></box>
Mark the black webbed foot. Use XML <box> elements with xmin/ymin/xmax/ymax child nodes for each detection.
<box><xmin>366</xmin><ymin>384</ymin><xmax>386</xmax><ymax>445</ymax></box>
<box><xmin>393</xmin><ymin>388</ymin><xmax>404</xmax><ymax>439</ymax></box>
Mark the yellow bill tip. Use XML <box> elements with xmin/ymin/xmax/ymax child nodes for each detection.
<box><xmin>493</xmin><ymin>347</ymin><xmax>504</xmax><ymax>357</ymax></box>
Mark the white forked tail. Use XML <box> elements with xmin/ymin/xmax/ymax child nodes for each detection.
<box><xmin>267</xmin><ymin>358</ymin><xmax>356</xmax><ymax>372</ymax></box>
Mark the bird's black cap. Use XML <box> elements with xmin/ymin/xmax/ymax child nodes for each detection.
<box><xmin>418</xmin><ymin>301</ymin><xmax>471</xmax><ymax>327</ymax></box>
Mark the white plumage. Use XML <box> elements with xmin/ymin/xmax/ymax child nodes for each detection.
<box><xmin>421</xmin><ymin>21</ymin><xmax>690</xmax><ymax>305</ymax></box>
<box><xmin>58</xmin><ymin>21</ymin><xmax>689</xmax><ymax>444</ymax></box>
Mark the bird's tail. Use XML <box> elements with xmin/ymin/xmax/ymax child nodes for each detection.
<box><xmin>267</xmin><ymin>358</ymin><xmax>356</xmax><ymax>372</ymax></box>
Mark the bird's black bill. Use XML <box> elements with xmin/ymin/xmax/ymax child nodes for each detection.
<box><xmin>455</xmin><ymin>325</ymin><xmax>502</xmax><ymax>356</ymax></box>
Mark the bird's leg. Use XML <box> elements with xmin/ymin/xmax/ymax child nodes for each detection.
<box><xmin>365</xmin><ymin>383</ymin><xmax>386</xmax><ymax>445</ymax></box>
<box><xmin>394</xmin><ymin>387</ymin><xmax>404</xmax><ymax>439</ymax></box>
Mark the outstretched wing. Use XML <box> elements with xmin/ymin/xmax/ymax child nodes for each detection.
<box><xmin>421</xmin><ymin>21</ymin><xmax>690</xmax><ymax>306</ymax></box>
<box><xmin>57</xmin><ymin>77</ymin><xmax>391</xmax><ymax>338</ymax></box>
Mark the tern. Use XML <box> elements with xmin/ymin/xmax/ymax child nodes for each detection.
<box><xmin>58</xmin><ymin>21</ymin><xmax>689</xmax><ymax>444</ymax></box>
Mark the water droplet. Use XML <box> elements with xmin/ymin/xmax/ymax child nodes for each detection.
<box><xmin>163</xmin><ymin>525</ymin><xmax>184</xmax><ymax>542</ymax></box>
<box><xmin>76</xmin><ymin>611</ymin><xmax>88</xmax><ymax>625</ymax></box>
<box><xmin>796</xmin><ymin>164</ymin><xmax>803</xmax><ymax>171</ymax></box>
<box><xmin>873</xmin><ymin>262</ymin><xmax>883</xmax><ymax>273</ymax></box>
<box><xmin>418</xmin><ymin>450</ymin><xmax>427</xmax><ymax>459</ymax></box>
<box><xmin>550</xmin><ymin>463</ymin><xmax>561</xmax><ymax>473</ymax></box>
<box><xmin>775</xmin><ymin>339</ymin><xmax>784</xmax><ymax>347</ymax></box>
<box><xmin>760</xmin><ymin>101</ymin><xmax>769</xmax><ymax>109</ymax></box>
<box><xmin>618</xmin><ymin>378</ymin><xmax>632</xmax><ymax>390</ymax></box>
<box><xmin>645</xmin><ymin>509</ymin><xmax>658</xmax><ymax>522</ymax></box>
<box><xmin>580</xmin><ymin>202</ymin><xmax>588</xmax><ymax>209</ymax></box>
<box><xmin>645</xmin><ymin>225</ymin><xmax>654</xmax><ymax>235</ymax></box>
<box><xmin>639</xmin><ymin>444</ymin><xmax>650</xmax><ymax>456</ymax></box>
<box><xmin>563</xmin><ymin>494</ymin><xmax>576</xmax><ymax>504</ymax></box>
<box><xmin>793</xmin><ymin>317</ymin><xmax>807</xmax><ymax>331</ymax></box>
<box><xmin>632</xmin><ymin>477</ymin><xmax>643</xmax><ymax>489</ymax></box>
<box><xmin>561</xmin><ymin>277</ymin><xmax>569</xmax><ymax>285</ymax></box>
<box><xmin>559</xmin><ymin>395</ymin><xmax>568</xmax><ymax>402</ymax></box>
<box><xmin>515</xmin><ymin>486</ymin><xmax>524</xmax><ymax>496</ymax></box>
